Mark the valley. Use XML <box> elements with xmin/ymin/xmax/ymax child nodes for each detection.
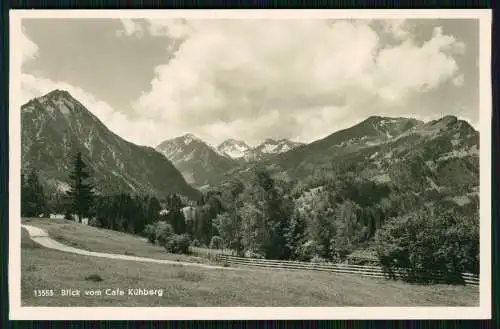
<box><xmin>20</xmin><ymin>89</ymin><xmax>481</xmax><ymax>307</ymax></box>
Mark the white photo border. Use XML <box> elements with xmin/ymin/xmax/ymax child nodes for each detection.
<box><xmin>9</xmin><ymin>9</ymin><xmax>493</xmax><ymax>320</ymax></box>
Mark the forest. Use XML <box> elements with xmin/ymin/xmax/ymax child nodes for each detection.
<box><xmin>22</xmin><ymin>151</ymin><xmax>480</xmax><ymax>283</ymax></box>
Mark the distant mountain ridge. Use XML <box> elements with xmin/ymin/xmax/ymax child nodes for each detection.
<box><xmin>22</xmin><ymin>89</ymin><xmax>478</xmax><ymax>207</ymax></box>
<box><xmin>216</xmin><ymin>139</ymin><xmax>251</xmax><ymax>159</ymax></box>
<box><xmin>156</xmin><ymin>134</ymin><xmax>237</xmax><ymax>187</ymax></box>
<box><xmin>21</xmin><ymin>89</ymin><xmax>200</xmax><ymax>200</ymax></box>
<box><xmin>215</xmin><ymin>138</ymin><xmax>304</xmax><ymax>161</ymax></box>
<box><xmin>156</xmin><ymin>135</ymin><xmax>304</xmax><ymax>186</ymax></box>
<box><xmin>244</xmin><ymin>139</ymin><xmax>305</xmax><ymax>161</ymax></box>
<box><xmin>241</xmin><ymin>114</ymin><xmax>480</xmax><ymax>205</ymax></box>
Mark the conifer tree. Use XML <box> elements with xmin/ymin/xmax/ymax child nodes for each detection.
<box><xmin>166</xmin><ymin>194</ymin><xmax>186</xmax><ymax>233</ymax></box>
<box><xmin>66</xmin><ymin>151</ymin><xmax>94</xmax><ymax>223</ymax></box>
<box><xmin>21</xmin><ymin>169</ymin><xmax>46</xmax><ymax>217</ymax></box>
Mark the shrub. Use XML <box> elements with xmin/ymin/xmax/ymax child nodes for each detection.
<box><xmin>165</xmin><ymin>234</ymin><xmax>191</xmax><ymax>254</ymax></box>
<box><xmin>155</xmin><ymin>221</ymin><xmax>174</xmax><ymax>247</ymax></box>
<box><xmin>310</xmin><ymin>255</ymin><xmax>328</xmax><ymax>264</ymax></box>
<box><xmin>64</xmin><ymin>211</ymin><xmax>73</xmax><ymax>221</ymax></box>
<box><xmin>374</xmin><ymin>206</ymin><xmax>479</xmax><ymax>284</ymax></box>
<box><xmin>143</xmin><ymin>224</ymin><xmax>157</xmax><ymax>244</ymax></box>
<box><xmin>209</xmin><ymin>235</ymin><xmax>224</xmax><ymax>249</ymax></box>
<box><xmin>88</xmin><ymin>218</ymin><xmax>100</xmax><ymax>227</ymax></box>
<box><xmin>191</xmin><ymin>239</ymin><xmax>201</xmax><ymax>247</ymax></box>
<box><xmin>295</xmin><ymin>240</ymin><xmax>316</xmax><ymax>262</ymax></box>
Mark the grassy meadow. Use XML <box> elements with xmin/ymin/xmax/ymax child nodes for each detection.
<box><xmin>22</xmin><ymin>217</ymin><xmax>217</xmax><ymax>264</ymax></box>
<box><xmin>21</xmin><ymin>218</ymin><xmax>480</xmax><ymax>307</ymax></box>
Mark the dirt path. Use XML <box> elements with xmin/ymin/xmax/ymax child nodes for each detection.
<box><xmin>21</xmin><ymin>224</ymin><xmax>241</xmax><ymax>271</ymax></box>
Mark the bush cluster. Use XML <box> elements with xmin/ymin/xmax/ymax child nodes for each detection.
<box><xmin>144</xmin><ymin>221</ymin><xmax>192</xmax><ymax>255</ymax></box>
<box><xmin>165</xmin><ymin>234</ymin><xmax>191</xmax><ymax>254</ymax></box>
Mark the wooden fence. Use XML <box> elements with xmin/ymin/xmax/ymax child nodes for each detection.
<box><xmin>216</xmin><ymin>254</ymin><xmax>479</xmax><ymax>286</ymax></box>
<box><xmin>189</xmin><ymin>246</ymin><xmax>233</xmax><ymax>262</ymax></box>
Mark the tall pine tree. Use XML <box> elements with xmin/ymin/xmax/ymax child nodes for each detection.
<box><xmin>66</xmin><ymin>151</ymin><xmax>94</xmax><ymax>223</ymax></box>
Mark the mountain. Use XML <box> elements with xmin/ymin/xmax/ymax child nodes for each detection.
<box><xmin>21</xmin><ymin>89</ymin><xmax>200</xmax><ymax>200</ymax></box>
<box><xmin>217</xmin><ymin>138</ymin><xmax>303</xmax><ymax>161</ymax></box>
<box><xmin>228</xmin><ymin>115</ymin><xmax>479</xmax><ymax>204</ymax></box>
<box><xmin>216</xmin><ymin>139</ymin><xmax>251</xmax><ymax>159</ymax></box>
<box><xmin>244</xmin><ymin>139</ymin><xmax>305</xmax><ymax>161</ymax></box>
<box><xmin>156</xmin><ymin>134</ymin><xmax>238</xmax><ymax>187</ymax></box>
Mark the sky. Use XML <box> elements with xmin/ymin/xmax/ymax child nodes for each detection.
<box><xmin>20</xmin><ymin>18</ymin><xmax>480</xmax><ymax>147</ymax></box>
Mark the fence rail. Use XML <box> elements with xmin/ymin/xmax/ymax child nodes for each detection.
<box><xmin>216</xmin><ymin>254</ymin><xmax>479</xmax><ymax>286</ymax></box>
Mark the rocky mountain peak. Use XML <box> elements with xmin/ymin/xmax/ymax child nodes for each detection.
<box><xmin>216</xmin><ymin>139</ymin><xmax>251</xmax><ymax>159</ymax></box>
<box><xmin>156</xmin><ymin>135</ymin><xmax>238</xmax><ymax>187</ymax></box>
<box><xmin>262</xmin><ymin>138</ymin><xmax>279</xmax><ymax>144</ymax></box>
<box><xmin>180</xmin><ymin>133</ymin><xmax>202</xmax><ymax>145</ymax></box>
<box><xmin>21</xmin><ymin>91</ymin><xmax>200</xmax><ymax>199</ymax></box>
<box><xmin>43</xmin><ymin>89</ymin><xmax>72</xmax><ymax>100</ymax></box>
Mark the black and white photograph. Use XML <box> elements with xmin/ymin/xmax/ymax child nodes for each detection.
<box><xmin>9</xmin><ymin>10</ymin><xmax>492</xmax><ymax>320</ymax></box>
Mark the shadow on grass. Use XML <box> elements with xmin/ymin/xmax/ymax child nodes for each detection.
<box><xmin>85</xmin><ymin>274</ymin><xmax>104</xmax><ymax>282</ymax></box>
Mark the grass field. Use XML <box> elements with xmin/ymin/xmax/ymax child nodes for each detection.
<box><xmin>21</xmin><ymin>229</ymin><xmax>479</xmax><ymax>307</ymax></box>
<box><xmin>20</xmin><ymin>218</ymin><xmax>479</xmax><ymax>307</ymax></box>
<box><xmin>22</xmin><ymin>217</ymin><xmax>216</xmax><ymax>264</ymax></box>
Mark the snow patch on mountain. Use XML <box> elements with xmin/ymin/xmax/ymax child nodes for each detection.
<box><xmin>371</xmin><ymin>173</ymin><xmax>391</xmax><ymax>183</ymax></box>
<box><xmin>182</xmin><ymin>133</ymin><xmax>199</xmax><ymax>145</ymax></box>
<box><xmin>216</xmin><ymin>139</ymin><xmax>251</xmax><ymax>159</ymax></box>
<box><xmin>244</xmin><ymin>139</ymin><xmax>304</xmax><ymax>160</ymax></box>
<box><xmin>449</xmin><ymin>195</ymin><xmax>472</xmax><ymax>206</ymax></box>
<box><xmin>436</xmin><ymin>145</ymin><xmax>479</xmax><ymax>162</ymax></box>
<box><xmin>426</xmin><ymin>177</ymin><xmax>441</xmax><ymax>191</ymax></box>
<box><xmin>226</xmin><ymin>146</ymin><xmax>248</xmax><ymax>158</ymax></box>
<box><xmin>261</xmin><ymin>142</ymin><xmax>279</xmax><ymax>154</ymax></box>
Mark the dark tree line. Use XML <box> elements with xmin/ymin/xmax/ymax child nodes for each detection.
<box><xmin>67</xmin><ymin>151</ymin><xmax>94</xmax><ymax>222</ymax></box>
<box><xmin>22</xmin><ymin>151</ymin><xmax>94</xmax><ymax>221</ymax></box>
<box><xmin>21</xmin><ymin>169</ymin><xmax>47</xmax><ymax>217</ymax></box>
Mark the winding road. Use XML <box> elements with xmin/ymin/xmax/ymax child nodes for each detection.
<box><xmin>21</xmin><ymin>224</ymin><xmax>241</xmax><ymax>271</ymax></box>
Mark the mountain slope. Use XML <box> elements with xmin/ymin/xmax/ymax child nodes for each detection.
<box><xmin>21</xmin><ymin>89</ymin><xmax>200</xmax><ymax>200</ymax></box>
<box><xmin>226</xmin><ymin>115</ymin><xmax>479</xmax><ymax>203</ymax></box>
<box><xmin>156</xmin><ymin>134</ymin><xmax>238</xmax><ymax>187</ymax></box>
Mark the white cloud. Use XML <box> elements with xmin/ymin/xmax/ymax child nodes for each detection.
<box><xmin>20</xmin><ymin>26</ymin><xmax>172</xmax><ymax>147</ymax></box>
<box><xmin>24</xmin><ymin>19</ymin><xmax>470</xmax><ymax>147</ymax></box>
<box><xmin>21</xmin><ymin>73</ymin><xmax>170</xmax><ymax>146</ymax></box>
<box><xmin>452</xmin><ymin>74</ymin><xmax>465</xmax><ymax>87</ymax></box>
<box><xmin>21</xmin><ymin>28</ymin><xmax>38</xmax><ymax>63</ymax></box>
<box><xmin>148</xmin><ymin>19</ymin><xmax>192</xmax><ymax>38</ymax></box>
<box><xmin>132</xmin><ymin>19</ymin><xmax>467</xmax><ymax>145</ymax></box>
<box><xmin>372</xmin><ymin>27</ymin><xmax>466</xmax><ymax>101</ymax></box>
<box><xmin>116</xmin><ymin>19</ymin><xmax>144</xmax><ymax>38</ymax></box>
<box><xmin>381</xmin><ymin>19</ymin><xmax>412</xmax><ymax>40</ymax></box>
<box><xmin>116</xmin><ymin>18</ymin><xmax>192</xmax><ymax>39</ymax></box>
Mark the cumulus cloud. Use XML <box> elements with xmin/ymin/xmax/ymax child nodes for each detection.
<box><xmin>20</xmin><ymin>26</ymin><xmax>180</xmax><ymax>147</ymax></box>
<box><xmin>21</xmin><ymin>28</ymin><xmax>38</xmax><ymax>63</ymax></box>
<box><xmin>21</xmin><ymin>73</ymin><xmax>170</xmax><ymax>146</ymax></box>
<box><xmin>131</xmin><ymin>19</ymin><xmax>467</xmax><ymax>145</ymax></box>
<box><xmin>23</xmin><ymin>19</ymin><xmax>470</xmax><ymax>147</ymax></box>
<box><xmin>116</xmin><ymin>19</ymin><xmax>144</xmax><ymax>38</ymax></box>
<box><xmin>116</xmin><ymin>18</ymin><xmax>192</xmax><ymax>39</ymax></box>
<box><xmin>380</xmin><ymin>19</ymin><xmax>412</xmax><ymax>40</ymax></box>
<box><xmin>452</xmin><ymin>74</ymin><xmax>465</xmax><ymax>87</ymax></box>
